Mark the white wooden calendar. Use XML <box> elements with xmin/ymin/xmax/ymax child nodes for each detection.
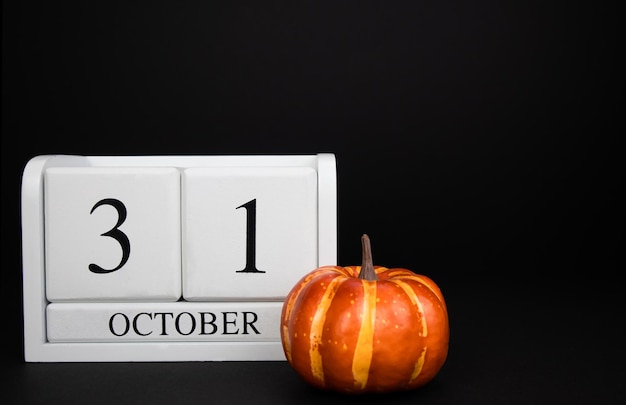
<box><xmin>21</xmin><ymin>154</ymin><xmax>337</xmax><ymax>362</ymax></box>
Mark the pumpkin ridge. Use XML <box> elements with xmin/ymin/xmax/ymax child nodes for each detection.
<box><xmin>281</xmin><ymin>286</ymin><xmax>307</xmax><ymax>360</ymax></box>
<box><xmin>281</xmin><ymin>270</ymin><xmax>328</xmax><ymax>362</ymax></box>
<box><xmin>388</xmin><ymin>279</ymin><xmax>428</xmax><ymax>384</ymax></box>
<box><xmin>309</xmin><ymin>276</ymin><xmax>346</xmax><ymax>386</ymax></box>
<box><xmin>412</xmin><ymin>347</ymin><xmax>428</xmax><ymax>384</ymax></box>
<box><xmin>351</xmin><ymin>280</ymin><xmax>377</xmax><ymax>390</ymax></box>
<box><xmin>392</xmin><ymin>274</ymin><xmax>446</xmax><ymax>310</ymax></box>
<box><xmin>389</xmin><ymin>279</ymin><xmax>428</xmax><ymax>338</ymax></box>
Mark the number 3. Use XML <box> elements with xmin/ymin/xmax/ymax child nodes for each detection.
<box><xmin>89</xmin><ymin>198</ymin><xmax>131</xmax><ymax>274</ymax></box>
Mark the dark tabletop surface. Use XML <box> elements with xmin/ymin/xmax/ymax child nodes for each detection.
<box><xmin>2</xmin><ymin>1</ymin><xmax>621</xmax><ymax>404</ymax></box>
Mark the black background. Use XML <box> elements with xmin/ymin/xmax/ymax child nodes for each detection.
<box><xmin>1</xmin><ymin>1</ymin><xmax>622</xmax><ymax>404</ymax></box>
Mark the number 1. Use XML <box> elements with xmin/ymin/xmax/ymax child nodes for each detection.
<box><xmin>236</xmin><ymin>199</ymin><xmax>265</xmax><ymax>273</ymax></box>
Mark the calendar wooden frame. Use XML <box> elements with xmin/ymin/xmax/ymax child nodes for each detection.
<box><xmin>21</xmin><ymin>154</ymin><xmax>337</xmax><ymax>362</ymax></box>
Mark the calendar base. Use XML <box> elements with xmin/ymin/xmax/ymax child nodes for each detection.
<box><xmin>25</xmin><ymin>341</ymin><xmax>287</xmax><ymax>362</ymax></box>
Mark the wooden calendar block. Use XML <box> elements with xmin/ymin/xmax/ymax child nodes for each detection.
<box><xmin>47</xmin><ymin>302</ymin><xmax>282</xmax><ymax>342</ymax></box>
<box><xmin>22</xmin><ymin>154</ymin><xmax>336</xmax><ymax>362</ymax></box>
<box><xmin>44</xmin><ymin>167</ymin><xmax>182</xmax><ymax>301</ymax></box>
<box><xmin>182</xmin><ymin>166</ymin><xmax>318</xmax><ymax>300</ymax></box>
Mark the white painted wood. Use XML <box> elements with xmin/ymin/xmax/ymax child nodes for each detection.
<box><xmin>21</xmin><ymin>154</ymin><xmax>336</xmax><ymax>362</ymax></box>
<box><xmin>182</xmin><ymin>166</ymin><xmax>318</xmax><ymax>300</ymax></box>
<box><xmin>44</xmin><ymin>167</ymin><xmax>181</xmax><ymax>302</ymax></box>
<box><xmin>47</xmin><ymin>302</ymin><xmax>282</xmax><ymax>342</ymax></box>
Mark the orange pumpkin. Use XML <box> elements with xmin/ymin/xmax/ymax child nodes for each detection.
<box><xmin>280</xmin><ymin>234</ymin><xmax>449</xmax><ymax>393</ymax></box>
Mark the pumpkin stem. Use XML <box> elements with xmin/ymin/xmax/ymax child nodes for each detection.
<box><xmin>359</xmin><ymin>234</ymin><xmax>378</xmax><ymax>281</ymax></box>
